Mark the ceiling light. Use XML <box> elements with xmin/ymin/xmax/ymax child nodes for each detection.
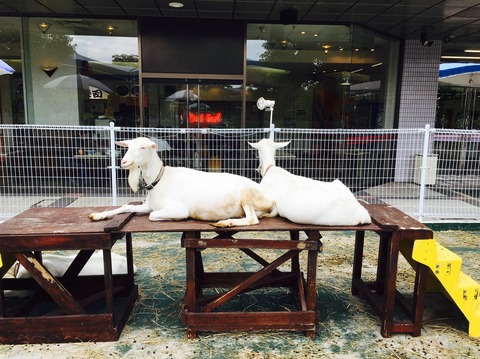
<box><xmin>442</xmin><ymin>55</ymin><xmax>480</xmax><ymax>60</ymax></box>
<box><xmin>37</xmin><ymin>22</ymin><xmax>51</xmax><ymax>34</ymax></box>
<box><xmin>372</xmin><ymin>62</ymin><xmax>383</xmax><ymax>67</ymax></box>
<box><xmin>464</xmin><ymin>50</ymin><xmax>480</xmax><ymax>53</ymax></box>
<box><xmin>169</xmin><ymin>2</ymin><xmax>184</xmax><ymax>8</ymax></box>
<box><xmin>107</xmin><ymin>25</ymin><xmax>116</xmax><ymax>35</ymax></box>
<box><xmin>300</xmin><ymin>31</ymin><xmax>306</xmax><ymax>35</ymax></box>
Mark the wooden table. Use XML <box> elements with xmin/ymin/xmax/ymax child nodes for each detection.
<box><xmin>123</xmin><ymin>203</ymin><xmax>433</xmax><ymax>338</ymax></box>
<box><xmin>0</xmin><ymin>203</ymin><xmax>433</xmax><ymax>341</ymax></box>
<box><xmin>352</xmin><ymin>204</ymin><xmax>434</xmax><ymax>337</ymax></box>
<box><xmin>0</xmin><ymin>207</ymin><xmax>138</xmax><ymax>344</ymax></box>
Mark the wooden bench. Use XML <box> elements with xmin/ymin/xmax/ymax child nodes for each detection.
<box><xmin>0</xmin><ymin>207</ymin><xmax>137</xmax><ymax>344</ymax></box>
<box><xmin>122</xmin><ymin>203</ymin><xmax>433</xmax><ymax>338</ymax></box>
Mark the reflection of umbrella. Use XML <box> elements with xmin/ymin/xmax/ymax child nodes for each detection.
<box><xmin>166</xmin><ymin>89</ymin><xmax>198</xmax><ymax>101</ymax></box>
<box><xmin>439</xmin><ymin>63</ymin><xmax>480</xmax><ymax>87</ymax></box>
<box><xmin>0</xmin><ymin>59</ymin><xmax>14</xmax><ymax>75</ymax></box>
<box><xmin>188</xmin><ymin>102</ymin><xmax>210</xmax><ymax>110</ymax></box>
<box><xmin>44</xmin><ymin>74</ymin><xmax>113</xmax><ymax>93</ymax></box>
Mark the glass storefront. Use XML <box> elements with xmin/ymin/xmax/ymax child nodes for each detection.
<box><xmin>246</xmin><ymin>24</ymin><xmax>399</xmax><ymax>129</ymax></box>
<box><xmin>437</xmin><ymin>84</ymin><xmax>480</xmax><ymax>130</ymax></box>
<box><xmin>0</xmin><ymin>18</ymin><xmax>22</xmax><ymax>124</ymax></box>
<box><xmin>1</xmin><ymin>18</ymin><xmax>138</xmax><ymax>126</ymax></box>
<box><xmin>0</xmin><ymin>17</ymin><xmax>400</xmax><ymax>129</ymax></box>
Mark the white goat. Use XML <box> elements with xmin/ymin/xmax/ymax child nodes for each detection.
<box><xmin>89</xmin><ymin>137</ymin><xmax>277</xmax><ymax>227</ymax></box>
<box><xmin>249</xmin><ymin>138</ymin><xmax>371</xmax><ymax>226</ymax></box>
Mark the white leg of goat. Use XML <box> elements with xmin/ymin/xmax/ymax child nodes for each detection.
<box><xmin>89</xmin><ymin>203</ymin><xmax>152</xmax><ymax>221</ymax></box>
<box><xmin>148</xmin><ymin>202</ymin><xmax>190</xmax><ymax>221</ymax></box>
<box><xmin>213</xmin><ymin>203</ymin><xmax>259</xmax><ymax>227</ymax></box>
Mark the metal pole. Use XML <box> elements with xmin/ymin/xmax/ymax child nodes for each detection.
<box><xmin>109</xmin><ymin>122</ymin><xmax>118</xmax><ymax>206</ymax></box>
<box><xmin>417</xmin><ymin>124</ymin><xmax>430</xmax><ymax>221</ymax></box>
<box><xmin>269</xmin><ymin>108</ymin><xmax>275</xmax><ymax>140</ymax></box>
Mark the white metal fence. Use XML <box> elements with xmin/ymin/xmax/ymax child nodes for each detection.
<box><xmin>1</xmin><ymin>124</ymin><xmax>479</xmax><ymax>222</ymax></box>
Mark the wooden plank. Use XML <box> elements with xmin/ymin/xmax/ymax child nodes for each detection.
<box><xmin>200</xmin><ymin>272</ymin><xmax>295</xmax><ymax>289</ymax></box>
<box><xmin>104</xmin><ymin>212</ymin><xmax>136</xmax><ymax>233</ymax></box>
<box><xmin>183</xmin><ymin>238</ymin><xmax>318</xmax><ymax>250</ymax></box>
<box><xmin>0</xmin><ymin>315</ymin><xmax>118</xmax><ymax>344</ymax></box>
<box><xmin>124</xmin><ymin>212</ymin><xmax>380</xmax><ymax>233</ymax></box>
<box><xmin>14</xmin><ymin>252</ymin><xmax>86</xmax><ymax>315</ymax></box>
<box><xmin>0</xmin><ymin>233</ymin><xmax>115</xmax><ymax>252</ymax></box>
<box><xmin>184</xmin><ymin>311</ymin><xmax>316</xmax><ymax>332</ymax></box>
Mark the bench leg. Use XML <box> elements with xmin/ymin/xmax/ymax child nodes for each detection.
<box><xmin>352</xmin><ymin>231</ymin><xmax>364</xmax><ymax>295</ymax></box>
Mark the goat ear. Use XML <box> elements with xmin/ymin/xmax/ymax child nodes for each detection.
<box><xmin>275</xmin><ymin>140</ymin><xmax>291</xmax><ymax>149</ymax></box>
<box><xmin>248</xmin><ymin>141</ymin><xmax>260</xmax><ymax>149</ymax></box>
<box><xmin>115</xmin><ymin>140</ymin><xmax>130</xmax><ymax>148</ymax></box>
<box><xmin>149</xmin><ymin>143</ymin><xmax>158</xmax><ymax>150</ymax></box>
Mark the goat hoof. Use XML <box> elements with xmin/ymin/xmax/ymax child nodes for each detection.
<box><xmin>89</xmin><ymin>213</ymin><xmax>102</xmax><ymax>221</ymax></box>
<box><xmin>211</xmin><ymin>220</ymin><xmax>231</xmax><ymax>228</ymax></box>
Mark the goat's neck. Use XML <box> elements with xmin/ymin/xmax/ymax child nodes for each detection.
<box><xmin>260</xmin><ymin>156</ymin><xmax>276</xmax><ymax>177</ymax></box>
<box><xmin>127</xmin><ymin>154</ymin><xmax>164</xmax><ymax>192</ymax></box>
<box><xmin>140</xmin><ymin>154</ymin><xmax>164</xmax><ymax>183</ymax></box>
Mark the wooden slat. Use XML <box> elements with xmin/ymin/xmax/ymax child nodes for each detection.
<box><xmin>14</xmin><ymin>252</ymin><xmax>86</xmax><ymax>315</ymax></box>
<box><xmin>104</xmin><ymin>212</ymin><xmax>136</xmax><ymax>233</ymax></box>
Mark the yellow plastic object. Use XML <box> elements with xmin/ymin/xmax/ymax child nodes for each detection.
<box><xmin>0</xmin><ymin>253</ymin><xmax>18</xmax><ymax>278</ymax></box>
<box><xmin>412</xmin><ymin>239</ymin><xmax>480</xmax><ymax>337</ymax></box>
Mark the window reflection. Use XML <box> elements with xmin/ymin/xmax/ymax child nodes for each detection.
<box><xmin>246</xmin><ymin>24</ymin><xmax>396</xmax><ymax>129</ymax></box>
<box><xmin>143</xmin><ymin>81</ymin><xmax>242</xmax><ymax>128</ymax></box>
<box><xmin>23</xmin><ymin>18</ymin><xmax>138</xmax><ymax>126</ymax></box>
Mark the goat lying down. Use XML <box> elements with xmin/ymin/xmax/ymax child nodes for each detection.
<box><xmin>89</xmin><ymin>137</ymin><xmax>277</xmax><ymax>227</ymax></box>
<box><xmin>249</xmin><ymin>138</ymin><xmax>371</xmax><ymax>226</ymax></box>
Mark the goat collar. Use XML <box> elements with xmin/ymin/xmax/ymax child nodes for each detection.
<box><xmin>263</xmin><ymin>164</ymin><xmax>274</xmax><ymax>176</ymax></box>
<box><xmin>139</xmin><ymin>166</ymin><xmax>165</xmax><ymax>191</ymax></box>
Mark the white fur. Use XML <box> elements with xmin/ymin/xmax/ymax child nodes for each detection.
<box><xmin>249</xmin><ymin>138</ymin><xmax>371</xmax><ymax>226</ymax></box>
<box><xmin>89</xmin><ymin>137</ymin><xmax>277</xmax><ymax>227</ymax></box>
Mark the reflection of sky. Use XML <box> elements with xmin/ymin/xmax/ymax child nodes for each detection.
<box><xmin>247</xmin><ymin>40</ymin><xmax>267</xmax><ymax>61</ymax></box>
<box><xmin>72</xmin><ymin>35</ymin><xmax>264</xmax><ymax>63</ymax></box>
<box><xmin>71</xmin><ymin>35</ymin><xmax>138</xmax><ymax>63</ymax></box>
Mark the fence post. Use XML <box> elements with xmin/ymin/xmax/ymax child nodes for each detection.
<box><xmin>109</xmin><ymin>122</ymin><xmax>118</xmax><ymax>206</ymax></box>
<box><xmin>417</xmin><ymin>124</ymin><xmax>431</xmax><ymax>222</ymax></box>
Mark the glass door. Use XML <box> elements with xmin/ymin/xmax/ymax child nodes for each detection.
<box><xmin>142</xmin><ymin>79</ymin><xmax>243</xmax><ymax>171</ymax></box>
<box><xmin>143</xmin><ymin>80</ymin><xmax>242</xmax><ymax>129</ymax></box>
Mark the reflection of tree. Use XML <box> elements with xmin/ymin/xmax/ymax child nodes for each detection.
<box><xmin>250</xmin><ymin>41</ymin><xmax>318</xmax><ymax>128</ymax></box>
<box><xmin>112</xmin><ymin>54</ymin><xmax>138</xmax><ymax>62</ymax></box>
<box><xmin>30</xmin><ymin>32</ymin><xmax>77</xmax><ymax>60</ymax></box>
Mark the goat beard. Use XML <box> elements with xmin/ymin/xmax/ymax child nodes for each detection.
<box><xmin>128</xmin><ymin>166</ymin><xmax>141</xmax><ymax>193</ymax></box>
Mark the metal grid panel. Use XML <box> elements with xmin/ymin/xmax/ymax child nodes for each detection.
<box><xmin>1</xmin><ymin>124</ymin><xmax>479</xmax><ymax>222</ymax></box>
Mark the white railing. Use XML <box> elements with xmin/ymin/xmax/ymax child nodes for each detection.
<box><xmin>1</xmin><ymin>124</ymin><xmax>479</xmax><ymax>223</ymax></box>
